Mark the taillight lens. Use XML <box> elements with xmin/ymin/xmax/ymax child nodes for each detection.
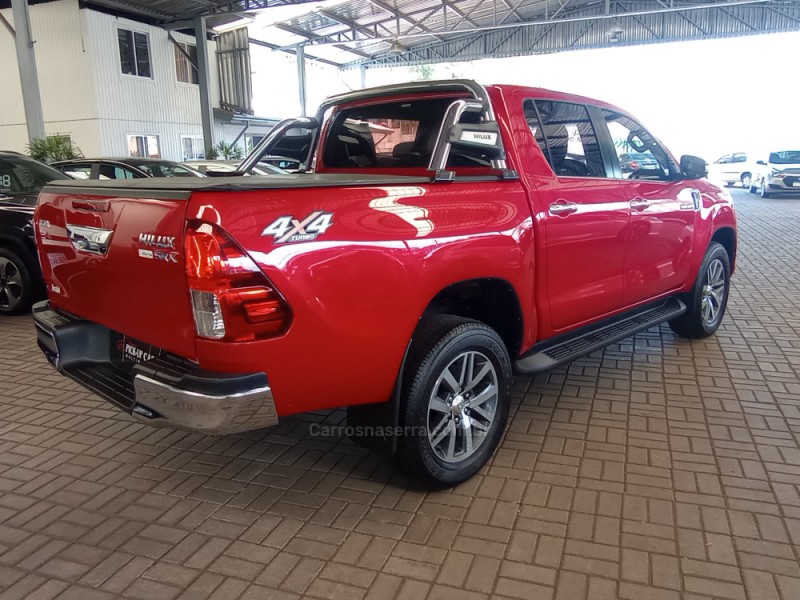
<box><xmin>185</xmin><ymin>221</ymin><xmax>291</xmax><ymax>342</ymax></box>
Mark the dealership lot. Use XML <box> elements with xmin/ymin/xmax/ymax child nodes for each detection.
<box><xmin>1</xmin><ymin>189</ymin><xmax>799</xmax><ymax>599</ymax></box>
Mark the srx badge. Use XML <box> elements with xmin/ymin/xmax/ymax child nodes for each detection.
<box><xmin>261</xmin><ymin>211</ymin><xmax>334</xmax><ymax>244</ymax></box>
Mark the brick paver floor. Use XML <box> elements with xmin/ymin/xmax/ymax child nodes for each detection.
<box><xmin>2</xmin><ymin>189</ymin><xmax>800</xmax><ymax>600</ymax></box>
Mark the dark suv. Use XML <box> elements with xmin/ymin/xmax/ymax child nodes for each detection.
<box><xmin>0</xmin><ymin>152</ymin><xmax>69</xmax><ymax>315</ymax></box>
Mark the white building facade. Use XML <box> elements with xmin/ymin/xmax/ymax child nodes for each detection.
<box><xmin>0</xmin><ymin>0</ymin><xmax>275</xmax><ymax>161</ymax></box>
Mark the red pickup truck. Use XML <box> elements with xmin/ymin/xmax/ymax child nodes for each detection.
<box><xmin>32</xmin><ymin>80</ymin><xmax>736</xmax><ymax>487</ymax></box>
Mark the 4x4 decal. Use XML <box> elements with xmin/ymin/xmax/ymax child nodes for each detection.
<box><xmin>261</xmin><ymin>211</ymin><xmax>334</xmax><ymax>244</ymax></box>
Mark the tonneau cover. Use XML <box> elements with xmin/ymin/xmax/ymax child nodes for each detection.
<box><xmin>43</xmin><ymin>173</ymin><xmax>433</xmax><ymax>200</ymax></box>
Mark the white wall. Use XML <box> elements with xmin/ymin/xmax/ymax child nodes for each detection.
<box><xmin>0</xmin><ymin>0</ymin><xmax>101</xmax><ymax>153</ymax></box>
<box><xmin>81</xmin><ymin>9</ymin><xmax>215</xmax><ymax>160</ymax></box>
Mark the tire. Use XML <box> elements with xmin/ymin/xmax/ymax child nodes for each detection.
<box><xmin>760</xmin><ymin>179</ymin><xmax>771</xmax><ymax>199</ymax></box>
<box><xmin>740</xmin><ymin>173</ymin><xmax>752</xmax><ymax>188</ymax></box>
<box><xmin>0</xmin><ymin>248</ymin><xmax>34</xmax><ymax>316</ymax></box>
<box><xmin>668</xmin><ymin>242</ymin><xmax>731</xmax><ymax>339</ymax></box>
<box><xmin>395</xmin><ymin>315</ymin><xmax>512</xmax><ymax>489</ymax></box>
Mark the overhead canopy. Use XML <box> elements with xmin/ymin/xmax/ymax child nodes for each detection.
<box><xmin>240</xmin><ymin>0</ymin><xmax>800</xmax><ymax>68</ymax></box>
<box><xmin>10</xmin><ymin>0</ymin><xmax>799</xmax><ymax>67</ymax></box>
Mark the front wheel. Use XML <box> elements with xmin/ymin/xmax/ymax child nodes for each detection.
<box><xmin>668</xmin><ymin>242</ymin><xmax>731</xmax><ymax>339</ymax></box>
<box><xmin>0</xmin><ymin>248</ymin><xmax>34</xmax><ymax>316</ymax></box>
<box><xmin>760</xmin><ymin>179</ymin><xmax>771</xmax><ymax>198</ymax></box>
<box><xmin>396</xmin><ymin>316</ymin><xmax>512</xmax><ymax>488</ymax></box>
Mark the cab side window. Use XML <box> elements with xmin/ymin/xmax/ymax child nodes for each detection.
<box><xmin>731</xmin><ymin>153</ymin><xmax>747</xmax><ymax>163</ymax></box>
<box><xmin>602</xmin><ymin>109</ymin><xmax>673</xmax><ymax>180</ymax></box>
<box><xmin>524</xmin><ymin>99</ymin><xmax>607</xmax><ymax>178</ymax></box>
<box><xmin>715</xmin><ymin>154</ymin><xmax>731</xmax><ymax>164</ymax></box>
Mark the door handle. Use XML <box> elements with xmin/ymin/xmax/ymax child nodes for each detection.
<box><xmin>549</xmin><ymin>202</ymin><xmax>578</xmax><ymax>216</ymax></box>
<box><xmin>629</xmin><ymin>198</ymin><xmax>650</xmax><ymax>211</ymax></box>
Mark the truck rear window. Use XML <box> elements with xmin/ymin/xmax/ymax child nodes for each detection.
<box><xmin>322</xmin><ymin>97</ymin><xmax>483</xmax><ymax>170</ymax></box>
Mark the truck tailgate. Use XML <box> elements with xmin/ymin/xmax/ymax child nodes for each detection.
<box><xmin>35</xmin><ymin>187</ymin><xmax>197</xmax><ymax>359</ymax></box>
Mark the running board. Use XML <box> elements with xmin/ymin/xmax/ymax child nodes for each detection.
<box><xmin>515</xmin><ymin>297</ymin><xmax>687</xmax><ymax>374</ymax></box>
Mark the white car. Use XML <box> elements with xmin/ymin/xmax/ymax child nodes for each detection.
<box><xmin>183</xmin><ymin>159</ymin><xmax>286</xmax><ymax>176</ymax></box>
<box><xmin>707</xmin><ymin>152</ymin><xmax>758</xmax><ymax>188</ymax></box>
<box><xmin>750</xmin><ymin>150</ymin><xmax>800</xmax><ymax>198</ymax></box>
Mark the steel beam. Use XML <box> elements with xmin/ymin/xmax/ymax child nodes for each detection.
<box><xmin>11</xmin><ymin>0</ymin><xmax>45</xmax><ymax>143</ymax></box>
<box><xmin>297</xmin><ymin>44</ymin><xmax>307</xmax><ymax>117</ymax></box>
<box><xmin>194</xmin><ymin>16</ymin><xmax>215</xmax><ymax>157</ymax></box>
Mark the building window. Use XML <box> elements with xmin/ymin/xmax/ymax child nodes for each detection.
<box><xmin>118</xmin><ymin>29</ymin><xmax>151</xmax><ymax>78</ymax></box>
<box><xmin>181</xmin><ymin>135</ymin><xmax>205</xmax><ymax>160</ymax></box>
<box><xmin>245</xmin><ymin>134</ymin><xmax>265</xmax><ymax>153</ymax></box>
<box><xmin>174</xmin><ymin>42</ymin><xmax>199</xmax><ymax>84</ymax></box>
<box><xmin>128</xmin><ymin>134</ymin><xmax>160</xmax><ymax>158</ymax></box>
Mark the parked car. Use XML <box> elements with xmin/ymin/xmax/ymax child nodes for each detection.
<box><xmin>618</xmin><ymin>152</ymin><xmax>660</xmax><ymax>176</ymax></box>
<box><xmin>707</xmin><ymin>152</ymin><xmax>757</xmax><ymax>188</ymax></box>
<box><xmin>0</xmin><ymin>152</ymin><xmax>70</xmax><ymax>315</ymax></box>
<box><xmin>31</xmin><ymin>80</ymin><xmax>736</xmax><ymax>488</ymax></box>
<box><xmin>750</xmin><ymin>150</ymin><xmax>800</xmax><ymax>198</ymax></box>
<box><xmin>183</xmin><ymin>160</ymin><xmax>286</xmax><ymax>176</ymax></box>
<box><xmin>260</xmin><ymin>156</ymin><xmax>302</xmax><ymax>171</ymax></box>
<box><xmin>52</xmin><ymin>158</ymin><xmax>204</xmax><ymax>179</ymax></box>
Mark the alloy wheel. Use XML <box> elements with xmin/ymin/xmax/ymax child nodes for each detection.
<box><xmin>426</xmin><ymin>350</ymin><xmax>498</xmax><ymax>463</ymax></box>
<box><xmin>700</xmin><ymin>258</ymin><xmax>726</xmax><ymax>327</ymax></box>
<box><xmin>0</xmin><ymin>256</ymin><xmax>24</xmax><ymax>312</ymax></box>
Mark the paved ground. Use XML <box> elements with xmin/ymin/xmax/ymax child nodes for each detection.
<box><xmin>2</xmin><ymin>188</ymin><xmax>800</xmax><ymax>600</ymax></box>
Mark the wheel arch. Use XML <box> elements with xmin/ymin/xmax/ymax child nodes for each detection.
<box><xmin>419</xmin><ymin>277</ymin><xmax>524</xmax><ymax>360</ymax></box>
<box><xmin>710</xmin><ymin>226</ymin><xmax>737</xmax><ymax>271</ymax></box>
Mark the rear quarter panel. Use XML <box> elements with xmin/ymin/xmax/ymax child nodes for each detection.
<box><xmin>187</xmin><ymin>180</ymin><xmax>534</xmax><ymax>416</ymax></box>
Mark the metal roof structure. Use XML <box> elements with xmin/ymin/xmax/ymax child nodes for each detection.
<box><xmin>9</xmin><ymin>0</ymin><xmax>788</xmax><ymax>68</ymax></box>
<box><xmin>248</xmin><ymin>0</ymin><xmax>800</xmax><ymax>68</ymax></box>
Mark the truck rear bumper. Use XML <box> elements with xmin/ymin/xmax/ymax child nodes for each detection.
<box><xmin>32</xmin><ymin>301</ymin><xmax>278</xmax><ymax>435</ymax></box>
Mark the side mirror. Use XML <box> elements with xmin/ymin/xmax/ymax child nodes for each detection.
<box><xmin>680</xmin><ymin>155</ymin><xmax>707</xmax><ymax>180</ymax></box>
<box><xmin>756</xmin><ymin>160</ymin><xmax>767</xmax><ymax>165</ymax></box>
<box><xmin>447</xmin><ymin>122</ymin><xmax>505</xmax><ymax>161</ymax></box>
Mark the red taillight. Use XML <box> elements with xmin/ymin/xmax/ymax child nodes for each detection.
<box><xmin>630</xmin><ymin>160</ymin><xmax>639</xmax><ymax>170</ymax></box>
<box><xmin>185</xmin><ymin>222</ymin><xmax>291</xmax><ymax>342</ymax></box>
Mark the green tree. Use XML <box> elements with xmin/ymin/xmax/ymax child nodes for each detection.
<box><xmin>409</xmin><ymin>64</ymin><xmax>434</xmax><ymax>80</ymax></box>
<box><xmin>207</xmin><ymin>141</ymin><xmax>244</xmax><ymax>160</ymax></box>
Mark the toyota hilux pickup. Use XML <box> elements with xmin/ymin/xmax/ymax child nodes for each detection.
<box><xmin>32</xmin><ymin>80</ymin><xmax>737</xmax><ymax>487</ymax></box>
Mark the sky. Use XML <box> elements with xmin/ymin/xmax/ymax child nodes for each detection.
<box><xmin>249</xmin><ymin>29</ymin><xmax>800</xmax><ymax>164</ymax></box>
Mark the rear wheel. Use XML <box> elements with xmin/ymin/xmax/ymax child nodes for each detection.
<box><xmin>0</xmin><ymin>248</ymin><xmax>34</xmax><ymax>316</ymax></box>
<box><xmin>740</xmin><ymin>173</ymin><xmax>752</xmax><ymax>188</ymax></box>
<box><xmin>396</xmin><ymin>316</ymin><xmax>512</xmax><ymax>488</ymax></box>
<box><xmin>668</xmin><ymin>242</ymin><xmax>730</xmax><ymax>339</ymax></box>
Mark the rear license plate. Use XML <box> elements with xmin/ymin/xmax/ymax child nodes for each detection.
<box><xmin>112</xmin><ymin>334</ymin><xmax>164</xmax><ymax>366</ymax></box>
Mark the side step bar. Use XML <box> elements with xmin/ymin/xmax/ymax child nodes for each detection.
<box><xmin>515</xmin><ymin>297</ymin><xmax>687</xmax><ymax>374</ymax></box>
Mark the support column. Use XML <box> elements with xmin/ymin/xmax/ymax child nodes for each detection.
<box><xmin>193</xmin><ymin>16</ymin><xmax>215</xmax><ymax>158</ymax></box>
<box><xmin>11</xmin><ymin>0</ymin><xmax>45</xmax><ymax>142</ymax></box>
<box><xmin>296</xmin><ymin>44</ymin><xmax>307</xmax><ymax>117</ymax></box>
<box><xmin>360</xmin><ymin>64</ymin><xmax>366</xmax><ymax>89</ymax></box>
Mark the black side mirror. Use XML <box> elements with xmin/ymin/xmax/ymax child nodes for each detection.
<box><xmin>680</xmin><ymin>155</ymin><xmax>707</xmax><ymax>180</ymax></box>
<box><xmin>756</xmin><ymin>160</ymin><xmax>767</xmax><ymax>166</ymax></box>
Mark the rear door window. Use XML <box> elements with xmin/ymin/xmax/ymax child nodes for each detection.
<box><xmin>524</xmin><ymin>99</ymin><xmax>607</xmax><ymax>178</ymax></box>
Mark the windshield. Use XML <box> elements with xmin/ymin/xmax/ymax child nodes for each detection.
<box><xmin>769</xmin><ymin>151</ymin><xmax>800</xmax><ymax>165</ymax></box>
<box><xmin>125</xmin><ymin>161</ymin><xmax>201</xmax><ymax>177</ymax></box>
<box><xmin>0</xmin><ymin>155</ymin><xmax>68</xmax><ymax>201</ymax></box>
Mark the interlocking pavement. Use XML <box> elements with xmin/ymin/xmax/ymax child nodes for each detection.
<box><xmin>2</xmin><ymin>188</ymin><xmax>800</xmax><ymax>600</ymax></box>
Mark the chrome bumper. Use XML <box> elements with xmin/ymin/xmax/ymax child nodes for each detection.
<box><xmin>32</xmin><ymin>301</ymin><xmax>278</xmax><ymax>435</ymax></box>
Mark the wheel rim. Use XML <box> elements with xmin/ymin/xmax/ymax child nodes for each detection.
<box><xmin>700</xmin><ymin>258</ymin><xmax>726</xmax><ymax>327</ymax></box>
<box><xmin>426</xmin><ymin>350</ymin><xmax>498</xmax><ymax>463</ymax></box>
<box><xmin>0</xmin><ymin>257</ymin><xmax>24</xmax><ymax>311</ymax></box>
<box><xmin>742</xmin><ymin>175</ymin><xmax>751</xmax><ymax>188</ymax></box>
